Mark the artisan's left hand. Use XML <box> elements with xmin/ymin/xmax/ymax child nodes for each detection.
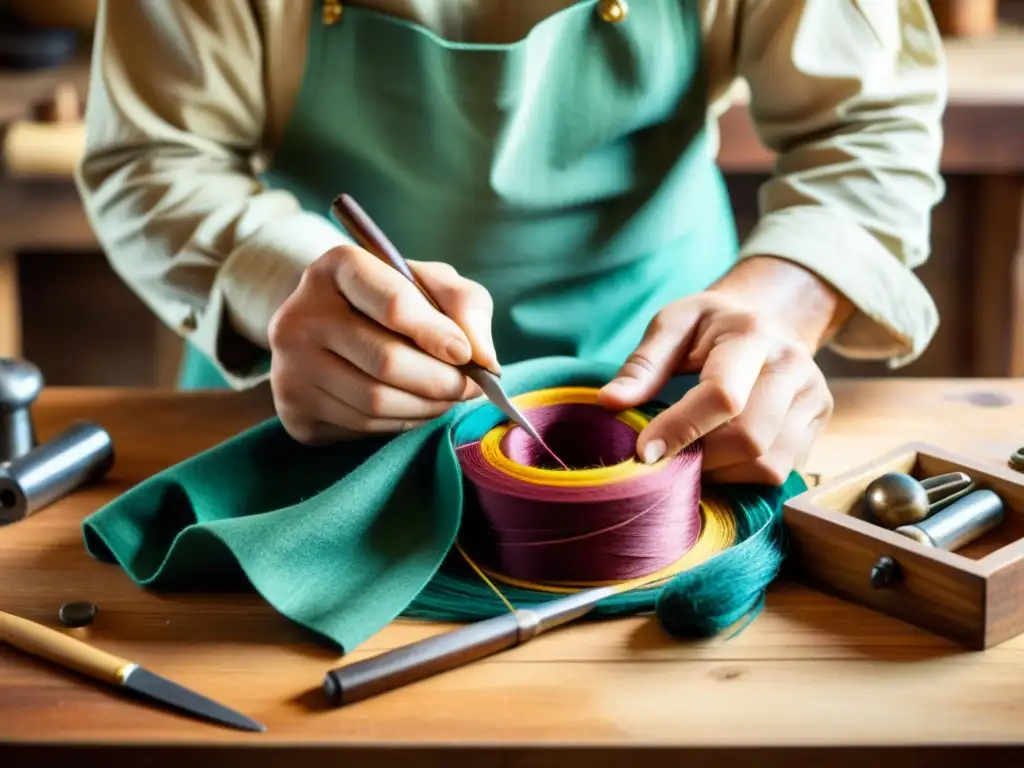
<box><xmin>598</xmin><ymin>258</ymin><xmax>850</xmax><ymax>485</ymax></box>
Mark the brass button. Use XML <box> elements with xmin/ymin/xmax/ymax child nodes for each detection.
<box><xmin>597</xmin><ymin>0</ymin><xmax>628</xmax><ymax>23</ymax></box>
<box><xmin>323</xmin><ymin>0</ymin><xmax>343</xmax><ymax>25</ymax></box>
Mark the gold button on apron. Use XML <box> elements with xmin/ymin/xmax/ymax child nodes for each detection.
<box><xmin>323</xmin><ymin>0</ymin><xmax>343</xmax><ymax>25</ymax></box>
<box><xmin>597</xmin><ymin>0</ymin><xmax>629</xmax><ymax>23</ymax></box>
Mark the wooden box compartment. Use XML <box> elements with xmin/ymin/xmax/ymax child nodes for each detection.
<box><xmin>783</xmin><ymin>442</ymin><xmax>1024</xmax><ymax>649</ymax></box>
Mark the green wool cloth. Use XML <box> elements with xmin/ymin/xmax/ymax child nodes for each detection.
<box><xmin>82</xmin><ymin>357</ymin><xmax>803</xmax><ymax>653</ymax></box>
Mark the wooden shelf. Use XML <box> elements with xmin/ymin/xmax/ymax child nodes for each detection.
<box><xmin>944</xmin><ymin>26</ymin><xmax>1024</xmax><ymax>105</ymax></box>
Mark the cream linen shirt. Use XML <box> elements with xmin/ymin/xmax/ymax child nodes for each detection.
<box><xmin>75</xmin><ymin>0</ymin><xmax>948</xmax><ymax>389</ymax></box>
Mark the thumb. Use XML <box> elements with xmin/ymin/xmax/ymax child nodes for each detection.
<box><xmin>598</xmin><ymin>304</ymin><xmax>703</xmax><ymax>409</ymax></box>
<box><xmin>412</xmin><ymin>261</ymin><xmax>500</xmax><ymax>373</ymax></box>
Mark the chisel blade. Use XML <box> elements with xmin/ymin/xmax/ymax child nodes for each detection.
<box><xmin>121</xmin><ymin>665</ymin><xmax>265</xmax><ymax>733</ymax></box>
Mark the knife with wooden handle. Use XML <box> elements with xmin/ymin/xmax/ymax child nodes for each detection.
<box><xmin>0</xmin><ymin>610</ymin><xmax>265</xmax><ymax>732</ymax></box>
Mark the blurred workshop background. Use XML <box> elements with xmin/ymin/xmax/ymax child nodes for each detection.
<box><xmin>0</xmin><ymin>0</ymin><xmax>1022</xmax><ymax>387</ymax></box>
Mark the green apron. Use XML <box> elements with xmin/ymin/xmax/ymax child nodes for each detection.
<box><xmin>178</xmin><ymin>0</ymin><xmax>739</xmax><ymax>389</ymax></box>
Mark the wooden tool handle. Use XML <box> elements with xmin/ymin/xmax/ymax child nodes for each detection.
<box><xmin>0</xmin><ymin>611</ymin><xmax>133</xmax><ymax>684</ymax></box>
<box><xmin>329</xmin><ymin>193</ymin><xmax>502</xmax><ymax>379</ymax></box>
<box><xmin>323</xmin><ymin>612</ymin><xmax>523</xmax><ymax>706</ymax></box>
<box><xmin>331</xmin><ymin>193</ymin><xmax>422</xmax><ymax>288</ymax></box>
<box><xmin>322</xmin><ymin>587</ymin><xmax>617</xmax><ymax>707</ymax></box>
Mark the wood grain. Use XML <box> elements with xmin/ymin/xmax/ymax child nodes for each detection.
<box><xmin>971</xmin><ymin>175</ymin><xmax>1024</xmax><ymax>376</ymax></box>
<box><xmin>2</xmin><ymin>381</ymin><xmax>1024</xmax><ymax>765</ymax></box>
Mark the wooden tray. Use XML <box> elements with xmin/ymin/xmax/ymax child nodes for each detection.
<box><xmin>783</xmin><ymin>442</ymin><xmax>1024</xmax><ymax>649</ymax></box>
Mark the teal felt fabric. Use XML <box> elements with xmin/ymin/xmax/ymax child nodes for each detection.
<box><xmin>82</xmin><ymin>357</ymin><xmax>802</xmax><ymax>653</ymax></box>
<box><xmin>83</xmin><ymin>358</ymin><xmax>611</xmax><ymax>650</ymax></box>
<box><xmin>177</xmin><ymin>343</ymin><xmax>232</xmax><ymax>390</ymax></box>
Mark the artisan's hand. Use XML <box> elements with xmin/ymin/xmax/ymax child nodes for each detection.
<box><xmin>268</xmin><ymin>245</ymin><xmax>498</xmax><ymax>444</ymax></box>
<box><xmin>598</xmin><ymin>257</ymin><xmax>853</xmax><ymax>485</ymax></box>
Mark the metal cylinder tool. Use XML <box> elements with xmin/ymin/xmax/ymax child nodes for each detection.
<box><xmin>895</xmin><ymin>489</ymin><xmax>1004</xmax><ymax>551</ymax></box>
<box><xmin>0</xmin><ymin>420</ymin><xmax>114</xmax><ymax>525</ymax></box>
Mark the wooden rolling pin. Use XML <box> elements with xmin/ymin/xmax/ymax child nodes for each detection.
<box><xmin>1</xmin><ymin>120</ymin><xmax>85</xmax><ymax>179</ymax></box>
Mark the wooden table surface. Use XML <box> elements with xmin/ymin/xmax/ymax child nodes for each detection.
<box><xmin>3</xmin><ymin>381</ymin><xmax>1024</xmax><ymax>767</ymax></box>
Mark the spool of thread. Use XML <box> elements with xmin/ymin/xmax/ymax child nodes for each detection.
<box><xmin>895</xmin><ymin>489</ymin><xmax>1004</xmax><ymax>551</ymax></box>
<box><xmin>455</xmin><ymin>387</ymin><xmax>703</xmax><ymax>591</ymax></box>
<box><xmin>0</xmin><ymin>420</ymin><xmax>114</xmax><ymax>525</ymax></box>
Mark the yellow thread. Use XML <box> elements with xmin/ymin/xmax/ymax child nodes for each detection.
<box><xmin>454</xmin><ymin>539</ymin><xmax>516</xmax><ymax>613</ymax></box>
<box><xmin>479</xmin><ymin>387</ymin><xmax>664</xmax><ymax>487</ymax></box>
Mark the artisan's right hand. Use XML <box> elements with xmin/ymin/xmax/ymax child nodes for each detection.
<box><xmin>268</xmin><ymin>245</ymin><xmax>499</xmax><ymax>445</ymax></box>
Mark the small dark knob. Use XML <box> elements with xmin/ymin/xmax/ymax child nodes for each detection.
<box><xmin>870</xmin><ymin>555</ymin><xmax>901</xmax><ymax>590</ymax></box>
<box><xmin>0</xmin><ymin>358</ymin><xmax>44</xmax><ymax>464</ymax></box>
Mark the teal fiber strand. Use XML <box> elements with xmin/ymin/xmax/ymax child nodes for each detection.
<box><xmin>654</xmin><ymin>475</ymin><xmax>801</xmax><ymax>637</ymax></box>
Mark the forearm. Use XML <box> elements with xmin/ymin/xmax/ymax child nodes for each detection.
<box><xmin>77</xmin><ymin>0</ymin><xmax>347</xmax><ymax>388</ymax></box>
<box><xmin>730</xmin><ymin>0</ymin><xmax>946</xmax><ymax>368</ymax></box>
<box><xmin>709</xmin><ymin>256</ymin><xmax>855</xmax><ymax>353</ymax></box>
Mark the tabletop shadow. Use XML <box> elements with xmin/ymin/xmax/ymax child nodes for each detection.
<box><xmin>611</xmin><ymin>585</ymin><xmax>967</xmax><ymax>663</ymax></box>
<box><xmin>287</xmin><ymin>685</ymin><xmax>336</xmax><ymax>715</ymax></box>
<box><xmin>762</xmin><ymin>583</ymin><xmax>965</xmax><ymax>663</ymax></box>
<box><xmin>21</xmin><ymin>539</ymin><xmax>339</xmax><ymax>660</ymax></box>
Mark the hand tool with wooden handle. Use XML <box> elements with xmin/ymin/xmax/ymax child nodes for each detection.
<box><xmin>0</xmin><ymin>610</ymin><xmax>265</xmax><ymax>732</ymax></box>
<box><xmin>329</xmin><ymin>193</ymin><xmax>548</xmax><ymax>446</ymax></box>
<box><xmin>322</xmin><ymin>585</ymin><xmax>619</xmax><ymax>706</ymax></box>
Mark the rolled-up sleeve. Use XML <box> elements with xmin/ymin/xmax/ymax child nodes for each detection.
<box><xmin>734</xmin><ymin>0</ymin><xmax>947</xmax><ymax>366</ymax></box>
<box><xmin>75</xmin><ymin>0</ymin><xmax>349</xmax><ymax>389</ymax></box>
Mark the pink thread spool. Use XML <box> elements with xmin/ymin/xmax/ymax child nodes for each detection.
<box><xmin>456</xmin><ymin>397</ymin><xmax>703</xmax><ymax>587</ymax></box>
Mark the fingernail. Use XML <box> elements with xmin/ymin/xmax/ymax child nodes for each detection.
<box><xmin>445</xmin><ymin>338</ymin><xmax>471</xmax><ymax>364</ymax></box>
<box><xmin>642</xmin><ymin>439</ymin><xmax>666</xmax><ymax>464</ymax></box>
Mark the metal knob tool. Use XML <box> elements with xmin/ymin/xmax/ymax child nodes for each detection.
<box><xmin>0</xmin><ymin>358</ymin><xmax>115</xmax><ymax>526</ymax></box>
<box><xmin>0</xmin><ymin>357</ymin><xmax>43</xmax><ymax>463</ymax></box>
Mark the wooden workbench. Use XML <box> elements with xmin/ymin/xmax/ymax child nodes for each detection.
<box><xmin>2</xmin><ymin>380</ymin><xmax>1024</xmax><ymax>766</ymax></box>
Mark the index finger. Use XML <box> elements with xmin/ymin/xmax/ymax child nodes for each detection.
<box><xmin>636</xmin><ymin>335</ymin><xmax>768</xmax><ymax>463</ymax></box>
<box><xmin>332</xmin><ymin>247</ymin><xmax>473</xmax><ymax>366</ymax></box>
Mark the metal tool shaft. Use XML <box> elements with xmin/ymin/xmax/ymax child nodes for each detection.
<box><xmin>0</xmin><ymin>420</ymin><xmax>114</xmax><ymax>524</ymax></box>
<box><xmin>466</xmin><ymin>366</ymin><xmax>545</xmax><ymax>444</ymax></box>
<box><xmin>895</xmin><ymin>489</ymin><xmax>1004</xmax><ymax>551</ymax></box>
